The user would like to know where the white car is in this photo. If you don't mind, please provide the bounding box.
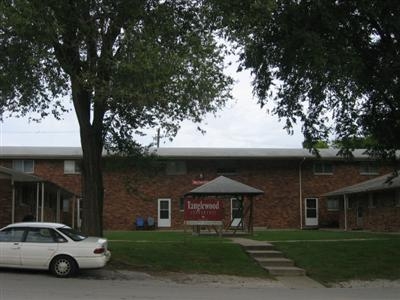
[0,222,111,277]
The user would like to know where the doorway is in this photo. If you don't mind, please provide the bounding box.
[158,198,171,227]
[305,198,319,226]
[231,198,243,228]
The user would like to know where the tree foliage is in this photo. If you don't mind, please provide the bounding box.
[214,0,400,159]
[0,0,232,235]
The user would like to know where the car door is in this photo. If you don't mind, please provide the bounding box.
[0,227,26,266]
[20,227,59,268]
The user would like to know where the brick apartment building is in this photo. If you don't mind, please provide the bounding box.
[0,146,399,231]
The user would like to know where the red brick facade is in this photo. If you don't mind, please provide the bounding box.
[1,150,398,231]
[0,178,12,227]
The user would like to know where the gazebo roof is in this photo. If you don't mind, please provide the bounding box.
[185,176,264,196]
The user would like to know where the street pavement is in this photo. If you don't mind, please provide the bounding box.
[1,269,400,300]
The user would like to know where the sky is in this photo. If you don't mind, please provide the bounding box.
[0,59,304,149]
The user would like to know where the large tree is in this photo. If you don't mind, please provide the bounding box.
[213,0,400,158]
[0,0,232,235]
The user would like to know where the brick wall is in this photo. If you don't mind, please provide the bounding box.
[0,157,396,231]
[0,178,12,227]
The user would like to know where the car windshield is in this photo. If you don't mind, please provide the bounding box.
[58,227,87,241]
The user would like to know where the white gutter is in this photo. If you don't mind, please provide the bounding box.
[11,179,15,223]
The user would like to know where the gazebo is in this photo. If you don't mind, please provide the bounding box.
[184,176,264,234]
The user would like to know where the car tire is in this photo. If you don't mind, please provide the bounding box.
[50,255,77,278]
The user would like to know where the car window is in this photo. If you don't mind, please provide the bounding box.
[52,229,68,243]
[0,228,25,242]
[25,228,56,243]
[58,227,87,241]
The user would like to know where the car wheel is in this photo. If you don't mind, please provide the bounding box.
[50,255,77,278]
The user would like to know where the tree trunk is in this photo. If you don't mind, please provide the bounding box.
[70,76,106,237]
[80,126,104,237]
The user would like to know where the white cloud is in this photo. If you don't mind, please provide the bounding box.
[0,60,304,148]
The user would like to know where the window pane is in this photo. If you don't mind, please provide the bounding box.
[160,201,169,210]
[0,228,25,242]
[23,160,34,173]
[12,160,24,172]
[314,162,333,174]
[327,199,339,210]
[307,209,317,218]
[64,160,76,173]
[25,228,55,243]
[160,211,169,219]
[166,161,187,175]
[307,199,316,208]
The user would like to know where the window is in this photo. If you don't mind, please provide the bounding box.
[179,198,185,211]
[327,199,340,211]
[64,160,81,174]
[216,160,238,175]
[25,228,56,243]
[12,160,34,173]
[359,162,379,175]
[396,190,400,207]
[368,194,377,208]
[0,228,25,242]
[166,161,187,175]
[63,199,70,212]
[313,161,333,175]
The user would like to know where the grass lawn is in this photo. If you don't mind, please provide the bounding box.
[251,230,400,241]
[104,231,270,278]
[104,230,400,285]
[274,239,400,285]
[249,230,400,285]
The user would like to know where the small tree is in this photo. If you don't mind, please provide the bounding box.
[0,1,232,235]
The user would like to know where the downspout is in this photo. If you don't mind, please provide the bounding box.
[299,157,306,229]
[41,182,45,222]
[36,182,40,222]
[11,179,15,223]
[56,189,61,223]
[344,194,348,231]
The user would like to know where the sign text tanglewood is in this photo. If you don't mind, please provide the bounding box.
[184,199,224,221]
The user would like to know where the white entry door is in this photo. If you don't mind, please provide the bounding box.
[305,198,318,227]
[158,199,171,227]
[231,198,243,227]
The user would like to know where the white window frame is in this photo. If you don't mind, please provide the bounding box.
[12,159,34,173]
[64,160,81,174]
[313,161,333,175]
[165,161,187,175]
[359,162,379,175]
[326,198,340,211]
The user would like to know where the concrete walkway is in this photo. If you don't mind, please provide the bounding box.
[231,237,325,289]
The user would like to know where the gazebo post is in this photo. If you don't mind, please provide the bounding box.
[248,196,254,235]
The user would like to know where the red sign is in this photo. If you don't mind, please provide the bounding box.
[184,199,224,221]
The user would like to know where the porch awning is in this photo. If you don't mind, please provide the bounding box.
[0,166,42,182]
[324,171,400,197]
[0,166,76,198]
[185,176,264,197]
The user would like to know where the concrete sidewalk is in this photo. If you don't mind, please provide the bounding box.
[231,237,325,289]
